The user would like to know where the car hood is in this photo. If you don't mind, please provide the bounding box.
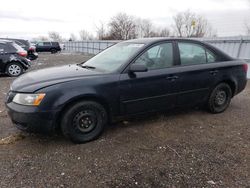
[11,64,103,92]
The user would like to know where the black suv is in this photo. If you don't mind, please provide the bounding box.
[6,38,247,143]
[35,42,61,53]
[0,38,38,60]
[0,40,30,77]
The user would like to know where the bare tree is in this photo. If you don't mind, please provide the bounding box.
[69,33,77,41]
[136,18,171,38]
[247,25,250,35]
[48,31,63,42]
[108,13,137,40]
[246,0,250,34]
[156,27,171,37]
[96,22,108,40]
[172,10,215,37]
[136,18,154,38]
[33,36,49,42]
[79,29,94,40]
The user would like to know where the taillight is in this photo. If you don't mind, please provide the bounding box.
[243,64,248,73]
[18,51,27,57]
[29,46,35,51]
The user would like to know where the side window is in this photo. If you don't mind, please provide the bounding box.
[206,50,216,63]
[37,42,44,46]
[178,43,206,65]
[0,44,5,52]
[52,42,59,46]
[134,43,174,70]
[44,42,51,46]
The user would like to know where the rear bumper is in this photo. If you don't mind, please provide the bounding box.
[235,76,248,95]
[6,102,58,134]
[27,51,38,60]
[19,57,31,69]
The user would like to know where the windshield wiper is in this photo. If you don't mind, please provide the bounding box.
[77,64,96,69]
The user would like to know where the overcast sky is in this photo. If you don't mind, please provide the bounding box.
[0,0,250,39]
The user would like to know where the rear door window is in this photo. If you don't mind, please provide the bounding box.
[52,42,59,46]
[178,43,206,65]
[0,44,5,52]
[178,42,217,65]
[44,42,51,46]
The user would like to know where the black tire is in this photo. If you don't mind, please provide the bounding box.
[6,62,24,77]
[61,101,108,143]
[27,54,37,61]
[51,49,57,54]
[207,83,232,113]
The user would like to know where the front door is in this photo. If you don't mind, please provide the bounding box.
[119,42,179,115]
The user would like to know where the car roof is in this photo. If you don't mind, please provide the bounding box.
[123,37,233,61]
[124,37,207,45]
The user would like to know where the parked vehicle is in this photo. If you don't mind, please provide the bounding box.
[6,38,247,143]
[0,38,38,60]
[35,42,61,53]
[0,40,30,77]
[60,43,65,50]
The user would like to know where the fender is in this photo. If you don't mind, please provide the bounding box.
[7,54,30,69]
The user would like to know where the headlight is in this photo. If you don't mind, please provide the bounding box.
[13,93,46,106]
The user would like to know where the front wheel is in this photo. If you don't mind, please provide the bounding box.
[61,101,108,143]
[207,83,232,113]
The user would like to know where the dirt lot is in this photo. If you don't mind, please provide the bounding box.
[0,53,249,188]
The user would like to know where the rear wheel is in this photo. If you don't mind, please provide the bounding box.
[61,101,107,143]
[207,83,232,113]
[6,62,23,77]
[51,49,57,54]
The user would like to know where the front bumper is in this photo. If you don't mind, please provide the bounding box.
[6,102,58,134]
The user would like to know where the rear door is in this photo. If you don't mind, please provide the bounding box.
[36,42,45,52]
[43,42,52,52]
[36,42,51,52]
[119,42,180,115]
[175,41,219,106]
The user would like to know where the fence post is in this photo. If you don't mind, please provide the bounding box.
[87,41,89,54]
[99,42,101,53]
[237,37,244,58]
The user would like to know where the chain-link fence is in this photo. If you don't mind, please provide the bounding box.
[63,36,250,59]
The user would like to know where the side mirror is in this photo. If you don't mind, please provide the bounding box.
[129,64,148,73]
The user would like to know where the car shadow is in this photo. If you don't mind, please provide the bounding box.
[0,74,9,78]
[107,107,202,130]
[15,106,206,145]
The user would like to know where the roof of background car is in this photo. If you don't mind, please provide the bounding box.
[0,39,13,44]
[0,38,28,42]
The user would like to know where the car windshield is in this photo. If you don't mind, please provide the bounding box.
[82,42,145,72]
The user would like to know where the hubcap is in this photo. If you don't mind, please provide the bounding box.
[215,90,227,106]
[73,110,97,133]
[8,65,21,76]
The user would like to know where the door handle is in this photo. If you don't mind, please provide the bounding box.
[166,75,179,81]
[209,70,218,75]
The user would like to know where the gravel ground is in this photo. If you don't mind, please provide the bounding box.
[0,53,249,188]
